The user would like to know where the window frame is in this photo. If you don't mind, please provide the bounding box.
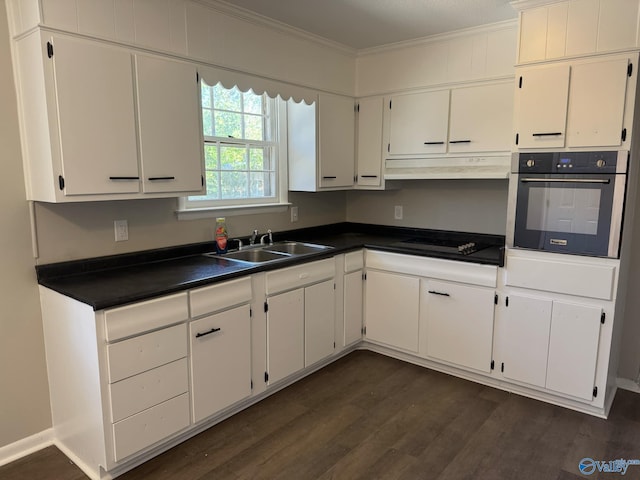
[178,82,289,218]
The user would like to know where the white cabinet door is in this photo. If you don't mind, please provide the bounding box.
[190,304,252,423]
[318,93,355,188]
[546,301,602,401]
[344,270,363,346]
[52,35,139,195]
[267,289,304,384]
[421,280,495,373]
[515,63,570,148]
[355,96,383,187]
[305,279,335,366]
[448,83,513,153]
[566,57,629,147]
[501,294,553,388]
[388,90,450,155]
[135,55,203,194]
[365,270,419,352]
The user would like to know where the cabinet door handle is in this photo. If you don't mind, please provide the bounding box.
[109,176,140,180]
[428,290,450,297]
[361,175,378,178]
[322,176,337,179]
[423,141,445,145]
[449,140,472,144]
[148,176,176,181]
[195,327,221,338]
[532,132,562,137]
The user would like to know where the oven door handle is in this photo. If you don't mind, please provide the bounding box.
[520,178,611,184]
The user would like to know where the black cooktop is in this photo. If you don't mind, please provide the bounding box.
[391,237,492,256]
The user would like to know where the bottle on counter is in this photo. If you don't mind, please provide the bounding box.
[214,217,228,254]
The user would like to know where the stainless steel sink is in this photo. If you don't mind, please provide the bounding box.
[263,241,332,255]
[202,241,332,264]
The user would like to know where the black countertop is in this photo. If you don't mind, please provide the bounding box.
[36,223,505,310]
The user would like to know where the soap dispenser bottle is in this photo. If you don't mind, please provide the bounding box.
[214,217,228,254]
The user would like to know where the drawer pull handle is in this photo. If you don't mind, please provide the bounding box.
[428,290,450,297]
[195,327,221,338]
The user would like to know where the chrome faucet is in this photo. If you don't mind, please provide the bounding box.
[249,229,259,245]
[260,229,273,245]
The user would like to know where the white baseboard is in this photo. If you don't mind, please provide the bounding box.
[617,377,640,394]
[0,428,54,467]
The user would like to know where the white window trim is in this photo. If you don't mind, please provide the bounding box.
[178,92,289,219]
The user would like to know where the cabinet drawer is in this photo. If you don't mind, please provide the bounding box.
[366,250,497,287]
[344,250,364,273]
[189,277,252,318]
[107,323,187,383]
[506,255,616,300]
[105,292,188,342]
[266,259,334,295]
[110,358,188,423]
[112,392,190,462]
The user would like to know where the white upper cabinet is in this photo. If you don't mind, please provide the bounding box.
[388,90,450,155]
[135,55,203,193]
[566,58,629,147]
[514,63,570,149]
[287,94,355,192]
[355,96,384,188]
[52,35,140,196]
[13,32,205,202]
[515,0,640,64]
[448,83,514,153]
[318,93,355,188]
[514,54,634,149]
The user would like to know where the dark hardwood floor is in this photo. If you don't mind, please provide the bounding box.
[3,350,640,479]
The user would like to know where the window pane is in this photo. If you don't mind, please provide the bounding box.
[249,148,265,171]
[244,91,262,114]
[215,111,242,138]
[201,83,212,108]
[204,144,218,169]
[202,109,213,137]
[205,172,219,199]
[221,171,248,198]
[244,114,264,141]
[214,84,241,112]
[249,171,276,198]
[220,145,246,170]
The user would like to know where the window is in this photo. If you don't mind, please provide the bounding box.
[181,81,287,212]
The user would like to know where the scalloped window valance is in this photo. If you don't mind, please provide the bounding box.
[198,65,317,104]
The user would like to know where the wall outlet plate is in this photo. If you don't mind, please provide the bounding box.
[114,220,128,241]
[394,205,403,220]
[291,206,299,222]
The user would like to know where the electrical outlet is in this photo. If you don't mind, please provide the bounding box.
[394,205,403,220]
[114,220,128,242]
[291,206,299,223]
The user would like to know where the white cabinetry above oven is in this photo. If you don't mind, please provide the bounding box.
[513,53,637,150]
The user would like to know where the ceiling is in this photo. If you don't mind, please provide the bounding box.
[219,0,518,50]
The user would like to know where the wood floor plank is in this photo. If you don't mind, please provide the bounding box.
[3,352,640,480]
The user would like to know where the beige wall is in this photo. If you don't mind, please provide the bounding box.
[33,192,346,264]
[0,0,51,449]
[346,180,509,235]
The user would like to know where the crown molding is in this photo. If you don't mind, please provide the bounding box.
[356,19,518,57]
[509,0,562,11]
[192,0,358,56]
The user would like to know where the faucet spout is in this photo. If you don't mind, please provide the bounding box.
[260,229,273,245]
[250,229,259,245]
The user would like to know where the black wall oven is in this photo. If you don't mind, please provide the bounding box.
[512,151,628,258]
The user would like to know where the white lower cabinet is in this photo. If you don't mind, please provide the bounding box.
[500,293,603,401]
[189,304,252,423]
[364,270,420,352]
[265,259,336,385]
[420,279,496,373]
[343,250,364,346]
[267,288,305,384]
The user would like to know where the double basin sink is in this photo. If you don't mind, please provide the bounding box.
[204,241,333,265]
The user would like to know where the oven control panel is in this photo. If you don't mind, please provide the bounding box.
[517,151,622,174]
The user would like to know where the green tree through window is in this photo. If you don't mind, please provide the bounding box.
[190,82,279,205]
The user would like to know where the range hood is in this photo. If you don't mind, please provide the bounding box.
[384,155,510,180]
